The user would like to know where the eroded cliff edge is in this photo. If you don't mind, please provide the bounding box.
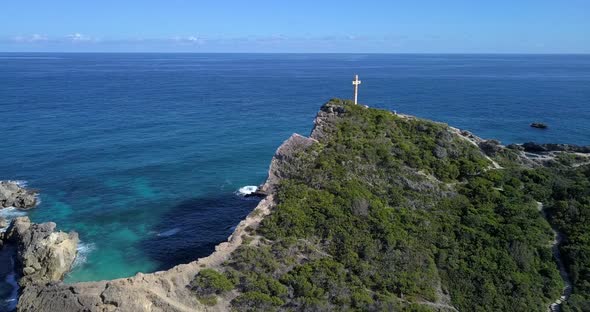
[16,99,590,312]
[16,133,318,312]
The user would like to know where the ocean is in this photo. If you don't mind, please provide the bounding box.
[0,53,589,310]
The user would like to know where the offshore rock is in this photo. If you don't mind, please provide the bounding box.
[1,217,78,286]
[0,181,37,209]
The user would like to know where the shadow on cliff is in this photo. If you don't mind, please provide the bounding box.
[138,193,260,271]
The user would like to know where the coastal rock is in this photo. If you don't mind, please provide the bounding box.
[0,181,37,209]
[0,217,7,229]
[521,142,590,154]
[2,217,78,286]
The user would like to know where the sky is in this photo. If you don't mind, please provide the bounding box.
[1,0,589,53]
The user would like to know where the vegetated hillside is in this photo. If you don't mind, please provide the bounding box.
[192,99,589,311]
[525,162,590,312]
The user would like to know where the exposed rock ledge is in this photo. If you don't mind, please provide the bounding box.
[0,181,37,210]
[16,133,318,312]
[1,217,79,286]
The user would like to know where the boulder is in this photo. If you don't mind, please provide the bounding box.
[2,217,78,286]
[433,145,448,159]
[0,181,37,209]
[0,217,7,228]
[479,140,502,156]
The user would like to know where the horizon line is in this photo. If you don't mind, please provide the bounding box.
[1,51,589,55]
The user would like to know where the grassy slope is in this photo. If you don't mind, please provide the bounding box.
[192,99,589,311]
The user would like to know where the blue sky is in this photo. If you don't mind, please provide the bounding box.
[1,0,588,53]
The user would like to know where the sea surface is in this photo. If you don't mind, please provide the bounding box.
[0,53,589,310]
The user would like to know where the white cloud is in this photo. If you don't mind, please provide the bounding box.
[66,33,95,42]
[172,36,206,45]
[13,34,49,43]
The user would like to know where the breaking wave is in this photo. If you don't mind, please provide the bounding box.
[236,185,258,196]
[72,242,96,269]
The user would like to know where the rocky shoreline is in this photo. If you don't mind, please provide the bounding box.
[0,181,79,312]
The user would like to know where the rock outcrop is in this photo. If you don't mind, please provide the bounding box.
[262,134,318,192]
[1,217,78,286]
[478,139,502,157]
[310,99,347,141]
[521,142,590,154]
[0,181,37,209]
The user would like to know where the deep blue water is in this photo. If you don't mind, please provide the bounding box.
[0,53,589,309]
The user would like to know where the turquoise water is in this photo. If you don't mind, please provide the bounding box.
[0,54,589,303]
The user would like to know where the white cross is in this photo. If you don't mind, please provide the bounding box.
[352,74,361,104]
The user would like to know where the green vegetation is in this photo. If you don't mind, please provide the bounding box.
[513,165,590,311]
[192,99,589,311]
[191,268,235,305]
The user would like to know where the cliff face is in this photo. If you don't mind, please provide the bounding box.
[15,100,590,312]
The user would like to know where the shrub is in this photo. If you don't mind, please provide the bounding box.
[192,269,234,296]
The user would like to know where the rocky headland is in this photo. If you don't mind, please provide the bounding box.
[10,100,590,311]
[0,217,79,286]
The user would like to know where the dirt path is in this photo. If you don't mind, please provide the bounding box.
[537,202,573,312]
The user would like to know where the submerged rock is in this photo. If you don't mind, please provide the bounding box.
[1,217,78,286]
[0,181,37,209]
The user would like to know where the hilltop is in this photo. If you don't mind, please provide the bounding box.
[15,99,590,311]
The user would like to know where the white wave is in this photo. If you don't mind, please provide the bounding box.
[4,180,28,187]
[236,185,258,196]
[72,242,96,268]
[0,207,27,222]
[157,228,181,237]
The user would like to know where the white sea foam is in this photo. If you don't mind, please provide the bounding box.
[157,228,181,237]
[236,185,258,196]
[0,207,28,233]
[72,242,96,268]
[5,180,28,187]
